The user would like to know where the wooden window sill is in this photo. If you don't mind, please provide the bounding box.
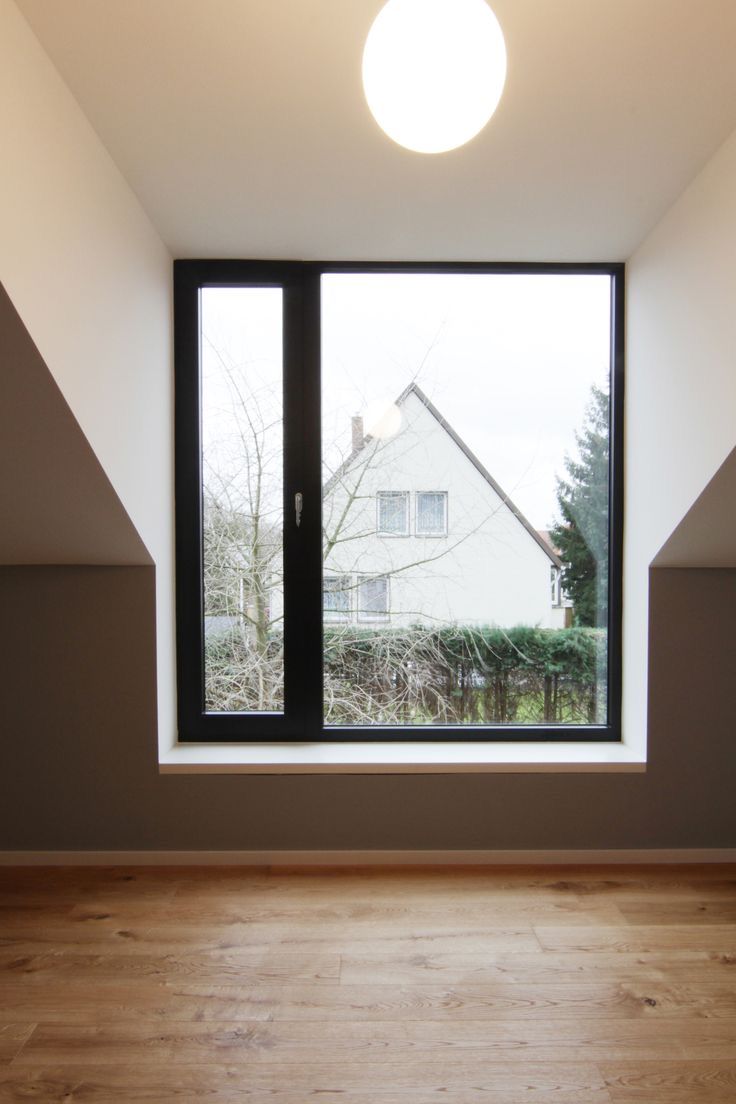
[159,740,645,774]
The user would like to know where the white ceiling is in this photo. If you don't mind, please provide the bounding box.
[16,0,736,261]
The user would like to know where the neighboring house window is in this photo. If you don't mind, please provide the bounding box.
[357,575,389,622]
[377,491,409,535]
[551,565,561,607]
[324,575,351,621]
[174,260,624,743]
[416,491,447,536]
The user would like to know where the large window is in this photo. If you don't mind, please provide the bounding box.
[175,262,624,742]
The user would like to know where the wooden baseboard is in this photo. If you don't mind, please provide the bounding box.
[0,848,735,866]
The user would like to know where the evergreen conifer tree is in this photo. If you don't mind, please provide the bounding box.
[551,385,609,627]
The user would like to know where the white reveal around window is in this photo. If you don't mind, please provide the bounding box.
[416,491,448,535]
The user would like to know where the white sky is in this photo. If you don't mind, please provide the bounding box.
[202,273,611,529]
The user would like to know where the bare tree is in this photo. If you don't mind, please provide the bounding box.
[201,341,284,712]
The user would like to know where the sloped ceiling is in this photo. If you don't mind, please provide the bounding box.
[653,446,736,569]
[0,282,151,565]
[15,0,736,261]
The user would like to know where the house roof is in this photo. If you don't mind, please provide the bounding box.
[325,382,562,568]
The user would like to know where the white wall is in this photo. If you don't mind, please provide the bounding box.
[625,124,736,748]
[0,0,175,745]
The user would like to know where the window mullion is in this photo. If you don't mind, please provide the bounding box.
[282,266,324,734]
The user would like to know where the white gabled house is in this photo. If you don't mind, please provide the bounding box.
[323,384,567,630]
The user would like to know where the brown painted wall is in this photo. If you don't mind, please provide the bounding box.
[0,565,733,850]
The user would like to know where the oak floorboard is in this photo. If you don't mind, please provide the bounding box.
[0,982,278,1025]
[0,950,340,984]
[0,865,734,1101]
[229,980,736,1021]
[534,924,736,954]
[8,947,688,984]
[14,1017,729,1064]
[146,896,629,925]
[337,950,720,986]
[616,900,736,925]
[0,868,180,903]
[0,1067,613,1104]
[601,1059,736,1101]
[0,1059,611,1096]
[1,925,542,957]
[3,980,730,1024]
[0,1027,35,1065]
[3,978,733,1026]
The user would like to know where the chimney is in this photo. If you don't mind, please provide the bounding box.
[351,415,364,452]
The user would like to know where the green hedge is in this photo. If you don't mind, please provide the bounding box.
[204,622,606,724]
[324,625,606,725]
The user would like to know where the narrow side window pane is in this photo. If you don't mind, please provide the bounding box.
[201,287,284,714]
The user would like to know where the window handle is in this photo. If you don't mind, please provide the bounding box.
[295,491,303,528]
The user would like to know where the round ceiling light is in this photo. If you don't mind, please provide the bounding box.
[362,0,507,154]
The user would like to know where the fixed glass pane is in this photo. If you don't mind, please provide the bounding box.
[200,287,284,713]
[322,272,611,728]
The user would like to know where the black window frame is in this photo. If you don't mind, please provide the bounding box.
[174,260,624,744]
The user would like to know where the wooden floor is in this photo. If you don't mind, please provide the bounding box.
[0,866,735,1102]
